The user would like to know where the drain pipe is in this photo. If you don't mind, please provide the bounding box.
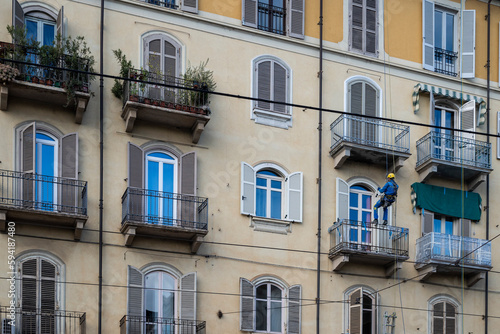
[316,0,324,333]
[485,2,491,333]
[98,0,105,333]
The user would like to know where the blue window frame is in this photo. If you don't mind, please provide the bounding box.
[35,132,57,210]
[256,170,283,219]
[146,152,176,224]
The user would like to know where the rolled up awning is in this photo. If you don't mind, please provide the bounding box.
[412,83,486,125]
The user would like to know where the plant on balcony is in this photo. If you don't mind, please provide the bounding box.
[181,59,216,112]
[111,49,132,99]
[0,63,19,85]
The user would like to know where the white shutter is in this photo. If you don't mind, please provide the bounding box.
[56,7,64,39]
[459,100,476,139]
[336,177,349,222]
[240,278,255,331]
[180,272,197,321]
[461,10,476,78]
[242,0,258,28]
[286,172,303,222]
[423,0,435,71]
[429,90,435,125]
[288,285,301,334]
[289,0,305,39]
[181,0,198,13]
[349,287,363,334]
[241,162,256,216]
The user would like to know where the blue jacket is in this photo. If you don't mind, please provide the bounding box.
[379,179,398,196]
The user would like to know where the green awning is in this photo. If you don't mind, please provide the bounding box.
[411,182,482,221]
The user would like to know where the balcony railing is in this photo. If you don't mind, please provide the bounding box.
[434,47,458,77]
[416,132,491,169]
[123,68,211,116]
[330,114,410,153]
[119,315,206,334]
[122,187,208,230]
[0,169,87,216]
[416,232,492,268]
[257,2,286,35]
[143,0,177,9]
[329,220,409,258]
[0,306,86,334]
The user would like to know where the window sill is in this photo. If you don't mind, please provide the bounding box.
[250,216,292,234]
[252,108,292,129]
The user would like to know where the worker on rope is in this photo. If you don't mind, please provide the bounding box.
[372,173,398,225]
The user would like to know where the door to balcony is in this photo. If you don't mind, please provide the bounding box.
[433,107,455,161]
[33,133,58,211]
[146,152,177,225]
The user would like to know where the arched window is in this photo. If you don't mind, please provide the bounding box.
[255,282,283,332]
[428,295,460,334]
[344,285,377,334]
[13,1,64,45]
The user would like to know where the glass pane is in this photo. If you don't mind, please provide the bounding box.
[256,188,267,217]
[351,185,369,191]
[256,177,267,187]
[362,194,371,209]
[271,285,281,301]
[434,109,442,128]
[145,273,160,321]
[162,163,174,221]
[26,20,38,41]
[434,217,442,233]
[149,152,174,160]
[40,144,55,177]
[147,161,160,191]
[147,161,160,220]
[445,13,454,51]
[445,219,453,235]
[43,23,55,46]
[36,133,55,142]
[257,170,279,177]
[270,301,282,332]
[270,190,281,219]
[350,192,358,207]
[255,300,267,330]
[162,274,175,319]
[271,180,281,189]
[362,211,371,223]
[349,209,358,222]
[256,284,267,299]
[435,11,443,49]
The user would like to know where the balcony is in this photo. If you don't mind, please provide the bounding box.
[121,187,208,252]
[0,169,88,239]
[0,42,92,124]
[257,2,286,35]
[121,68,211,144]
[416,132,492,190]
[328,220,409,276]
[329,115,410,170]
[434,47,458,77]
[120,315,206,334]
[0,306,86,334]
[415,232,492,287]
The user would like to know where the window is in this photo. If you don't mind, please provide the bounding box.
[421,210,471,238]
[242,0,304,39]
[252,56,292,129]
[422,1,475,78]
[349,0,378,56]
[13,1,64,42]
[346,77,380,144]
[429,296,460,334]
[240,277,301,333]
[127,265,197,332]
[344,286,377,334]
[143,0,198,13]
[241,162,303,222]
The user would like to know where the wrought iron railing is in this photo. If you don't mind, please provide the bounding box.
[416,132,491,169]
[328,220,409,258]
[330,114,410,153]
[123,68,211,115]
[143,0,177,9]
[257,2,286,35]
[121,187,208,230]
[119,315,206,334]
[415,232,492,267]
[0,306,86,334]
[434,47,458,77]
[0,169,87,216]
[0,42,91,92]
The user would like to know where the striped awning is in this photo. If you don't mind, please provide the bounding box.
[412,83,486,125]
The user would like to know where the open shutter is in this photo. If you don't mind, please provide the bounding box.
[349,287,363,334]
[12,0,24,32]
[242,0,258,28]
[241,162,256,216]
[461,10,476,78]
[181,152,197,225]
[181,0,198,14]
[497,111,500,159]
[257,60,271,110]
[273,62,287,114]
[127,266,144,316]
[21,259,37,333]
[180,272,197,332]
[289,0,305,39]
[336,177,349,222]
[56,7,64,38]
[60,133,78,213]
[461,219,471,238]
[422,209,434,235]
[286,172,303,222]
[429,90,435,125]
[240,278,255,331]
[422,0,435,71]
[21,123,36,208]
[288,285,301,334]
[128,143,144,221]
[459,100,476,140]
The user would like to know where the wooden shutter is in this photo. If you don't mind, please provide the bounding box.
[257,60,271,110]
[286,172,303,222]
[349,287,363,334]
[242,0,258,28]
[180,272,197,323]
[336,177,349,222]
[350,0,363,52]
[433,302,445,334]
[459,100,476,140]
[288,285,301,334]
[181,0,198,14]
[422,209,434,235]
[180,152,197,196]
[240,278,255,331]
[241,162,256,216]
[128,143,144,221]
[21,123,36,208]
[364,84,377,117]
[40,260,56,331]
[56,7,64,39]
[349,82,363,115]
[273,62,287,114]
[445,302,456,333]
[60,133,78,213]
[365,0,377,55]
[127,266,144,316]
[461,219,471,238]
[289,0,305,39]
[21,259,37,333]
[12,0,24,32]
[422,0,435,71]
[461,10,476,78]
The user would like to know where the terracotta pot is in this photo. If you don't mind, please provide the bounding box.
[32,76,39,84]
[130,95,140,102]
[144,98,151,104]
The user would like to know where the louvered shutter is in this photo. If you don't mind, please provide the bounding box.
[461,10,476,78]
[40,260,56,331]
[163,39,178,103]
[459,100,476,163]
[181,0,198,14]
[242,0,258,28]
[364,83,377,142]
[349,288,363,334]
[422,0,435,71]
[56,7,64,38]
[273,62,287,114]
[21,123,36,208]
[288,285,301,334]
[180,152,197,225]
[128,143,144,221]
[241,162,256,215]
[289,0,305,39]
[461,219,471,238]
[350,82,363,115]
[429,90,435,125]
[350,0,363,52]
[60,133,78,213]
[286,172,303,222]
[21,259,37,333]
[240,278,255,331]
[127,266,143,316]
[445,302,456,333]
[497,111,500,159]
[365,0,377,55]
[336,178,349,222]
[257,61,271,110]
[422,210,434,235]
[180,272,197,334]
[12,0,24,32]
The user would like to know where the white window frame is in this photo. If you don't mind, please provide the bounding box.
[143,268,180,321]
[343,285,378,334]
[348,0,378,56]
[256,169,284,219]
[344,76,382,117]
[428,295,461,334]
[254,282,284,333]
[252,276,289,334]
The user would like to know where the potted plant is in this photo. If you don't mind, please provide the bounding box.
[182,59,216,109]
[0,63,20,85]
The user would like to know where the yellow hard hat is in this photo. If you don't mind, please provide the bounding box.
[387,173,395,179]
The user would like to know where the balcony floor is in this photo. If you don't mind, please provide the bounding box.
[415,259,491,287]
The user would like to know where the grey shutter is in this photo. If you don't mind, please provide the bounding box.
[40,260,56,331]
[12,0,24,32]
[336,177,349,222]
[257,61,271,110]
[365,0,377,55]
[241,162,256,216]
[128,143,144,221]
[289,0,305,39]
[461,10,476,78]
[127,266,144,316]
[349,287,363,334]
[181,0,198,14]
[422,210,434,235]
[429,90,435,125]
[350,0,363,52]
[242,0,258,28]
[422,0,435,71]
[497,111,500,159]
[181,152,197,225]
[240,278,255,331]
[145,36,161,100]
[433,302,444,334]
[364,83,377,142]
[286,172,303,222]
[350,82,363,115]
[21,259,37,333]
[445,303,456,333]
[180,272,197,326]
[461,219,471,238]
[21,123,36,208]
[288,285,301,334]
[56,6,64,38]
[273,62,287,113]
[60,133,78,213]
